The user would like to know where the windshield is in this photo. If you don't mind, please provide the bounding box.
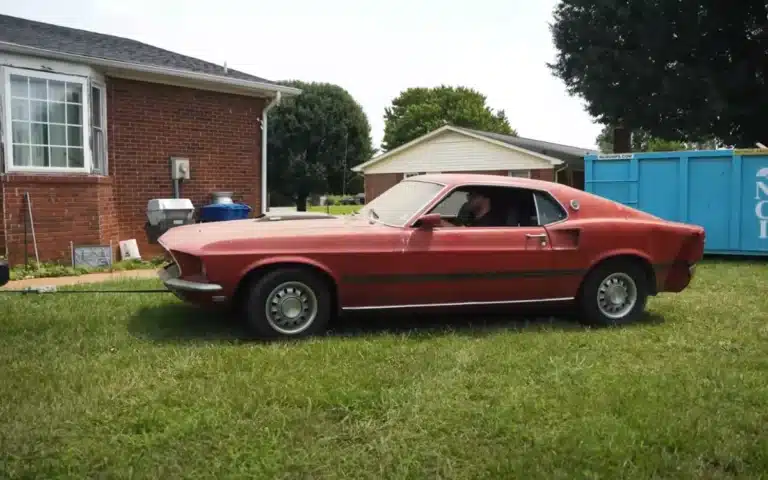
[358,180,445,227]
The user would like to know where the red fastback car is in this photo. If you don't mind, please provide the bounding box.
[158,174,705,339]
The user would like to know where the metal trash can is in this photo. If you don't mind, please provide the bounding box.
[199,202,252,222]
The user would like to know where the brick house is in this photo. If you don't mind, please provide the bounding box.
[0,14,300,265]
[353,125,597,201]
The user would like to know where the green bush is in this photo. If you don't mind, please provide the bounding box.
[9,256,165,281]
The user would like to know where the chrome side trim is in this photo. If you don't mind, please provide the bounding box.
[164,278,223,292]
[341,296,574,311]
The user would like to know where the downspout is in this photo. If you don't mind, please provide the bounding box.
[261,92,282,214]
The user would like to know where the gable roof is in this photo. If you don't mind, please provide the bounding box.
[0,14,300,97]
[454,127,598,158]
[352,125,566,173]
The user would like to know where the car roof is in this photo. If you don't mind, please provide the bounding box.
[408,173,569,192]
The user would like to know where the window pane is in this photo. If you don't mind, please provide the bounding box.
[50,125,66,146]
[11,99,29,120]
[49,102,66,123]
[91,86,102,126]
[30,101,48,122]
[12,121,30,144]
[66,83,82,104]
[13,145,30,166]
[432,190,469,216]
[30,146,48,167]
[50,147,68,167]
[534,192,567,225]
[67,104,81,124]
[49,80,66,102]
[31,123,49,145]
[93,129,104,172]
[68,147,84,168]
[29,78,47,100]
[67,126,82,147]
[10,75,28,98]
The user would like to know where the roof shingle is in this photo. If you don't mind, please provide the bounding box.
[0,14,279,86]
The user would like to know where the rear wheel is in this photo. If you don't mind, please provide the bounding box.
[244,268,331,339]
[578,260,649,326]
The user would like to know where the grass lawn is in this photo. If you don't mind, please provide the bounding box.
[308,204,361,215]
[2,260,768,478]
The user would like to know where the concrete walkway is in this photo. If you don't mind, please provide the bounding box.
[2,268,160,290]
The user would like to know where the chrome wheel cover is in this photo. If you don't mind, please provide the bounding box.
[597,272,638,319]
[264,281,318,335]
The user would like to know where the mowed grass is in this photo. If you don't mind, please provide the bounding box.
[1,260,768,478]
[308,204,361,215]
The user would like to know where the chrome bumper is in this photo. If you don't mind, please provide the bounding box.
[158,263,223,292]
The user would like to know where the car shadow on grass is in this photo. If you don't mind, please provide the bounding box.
[128,303,666,344]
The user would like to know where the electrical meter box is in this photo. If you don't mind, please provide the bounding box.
[145,198,195,243]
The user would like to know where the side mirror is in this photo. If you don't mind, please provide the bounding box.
[414,213,442,229]
[0,259,9,287]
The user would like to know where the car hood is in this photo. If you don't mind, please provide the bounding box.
[157,215,386,252]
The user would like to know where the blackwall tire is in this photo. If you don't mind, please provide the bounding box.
[244,268,331,339]
[578,260,649,327]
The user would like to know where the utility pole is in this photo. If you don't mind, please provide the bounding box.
[342,131,349,196]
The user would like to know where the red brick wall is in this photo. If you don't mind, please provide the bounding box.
[0,182,5,257]
[363,168,555,202]
[364,173,403,202]
[0,175,107,263]
[0,78,266,265]
[108,78,266,257]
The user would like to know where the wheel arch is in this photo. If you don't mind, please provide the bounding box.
[232,257,340,314]
[579,250,657,298]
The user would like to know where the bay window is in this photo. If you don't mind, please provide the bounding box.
[3,67,107,175]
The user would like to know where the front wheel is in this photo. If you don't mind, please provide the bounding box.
[244,268,332,339]
[578,261,649,326]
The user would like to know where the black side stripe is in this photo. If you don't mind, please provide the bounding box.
[342,263,677,285]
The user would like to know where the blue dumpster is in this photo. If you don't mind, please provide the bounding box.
[199,202,252,222]
[584,148,768,256]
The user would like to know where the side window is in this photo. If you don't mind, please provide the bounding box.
[533,191,567,225]
[431,189,468,216]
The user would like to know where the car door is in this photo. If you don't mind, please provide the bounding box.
[395,186,559,306]
[398,225,555,306]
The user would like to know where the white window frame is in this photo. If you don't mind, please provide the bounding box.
[89,81,108,175]
[507,169,531,178]
[404,172,426,178]
[2,66,104,175]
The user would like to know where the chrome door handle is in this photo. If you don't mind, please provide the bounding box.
[526,234,547,238]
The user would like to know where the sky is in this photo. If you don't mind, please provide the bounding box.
[4,0,602,150]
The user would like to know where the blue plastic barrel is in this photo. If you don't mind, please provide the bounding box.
[199,203,252,222]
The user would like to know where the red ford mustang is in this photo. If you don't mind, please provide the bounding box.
[158,173,705,339]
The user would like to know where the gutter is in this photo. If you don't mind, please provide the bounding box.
[0,41,302,97]
[261,92,282,214]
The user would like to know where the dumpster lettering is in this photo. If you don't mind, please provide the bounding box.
[756,168,768,239]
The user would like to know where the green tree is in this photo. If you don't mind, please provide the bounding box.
[596,125,720,153]
[268,81,373,210]
[549,0,768,147]
[381,85,516,152]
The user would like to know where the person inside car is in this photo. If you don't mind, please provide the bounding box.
[440,189,506,227]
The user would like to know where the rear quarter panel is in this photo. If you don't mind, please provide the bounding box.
[545,217,697,297]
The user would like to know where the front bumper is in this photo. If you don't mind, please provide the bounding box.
[159,263,223,293]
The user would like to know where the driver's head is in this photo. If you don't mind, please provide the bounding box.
[466,189,491,214]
